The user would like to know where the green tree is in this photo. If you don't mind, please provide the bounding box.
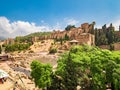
[31,60,53,89]
[56,53,78,90]
[107,30,115,44]
[90,21,96,34]
[105,23,115,44]
[102,24,107,34]
[65,25,76,31]
[98,34,108,45]
[57,45,120,90]
[64,34,69,40]
[49,48,57,54]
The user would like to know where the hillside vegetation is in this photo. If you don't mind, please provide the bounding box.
[4,43,32,52]
[15,32,51,43]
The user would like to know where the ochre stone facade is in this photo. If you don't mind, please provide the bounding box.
[75,33,94,46]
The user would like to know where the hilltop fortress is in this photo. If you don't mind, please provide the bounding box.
[31,22,95,46]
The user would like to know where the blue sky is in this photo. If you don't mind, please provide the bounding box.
[0,0,120,38]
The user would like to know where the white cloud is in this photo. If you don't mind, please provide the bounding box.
[0,17,12,33]
[64,18,79,25]
[95,20,120,30]
[52,22,62,30]
[0,16,61,38]
[104,18,120,30]
[112,20,120,30]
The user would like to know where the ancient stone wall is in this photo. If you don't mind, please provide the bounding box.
[4,38,15,45]
[31,36,40,42]
[81,23,89,33]
[76,33,94,46]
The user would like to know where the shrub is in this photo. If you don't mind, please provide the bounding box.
[49,48,57,54]
[29,50,34,53]
[41,40,45,43]
[5,43,31,52]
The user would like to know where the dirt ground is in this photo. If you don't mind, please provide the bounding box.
[0,51,58,90]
